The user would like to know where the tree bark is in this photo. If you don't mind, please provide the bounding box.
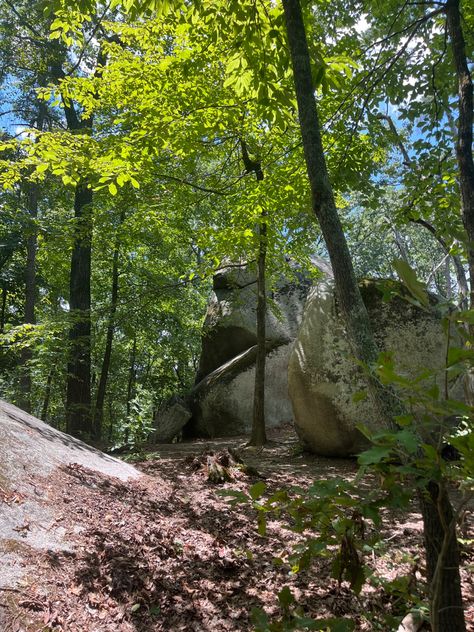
[249,213,267,446]
[19,103,46,412]
[18,181,40,412]
[125,336,137,444]
[93,223,121,439]
[446,0,474,310]
[281,1,466,629]
[41,367,54,423]
[419,481,465,632]
[411,218,469,307]
[281,0,381,373]
[0,282,7,333]
[66,182,93,438]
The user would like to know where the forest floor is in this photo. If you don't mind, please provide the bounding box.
[1,424,473,632]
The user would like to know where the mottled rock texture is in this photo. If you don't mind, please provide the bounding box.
[289,279,456,456]
[152,399,192,443]
[188,259,328,437]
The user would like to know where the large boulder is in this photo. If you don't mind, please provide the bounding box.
[288,279,457,457]
[0,399,140,593]
[151,398,192,443]
[195,257,331,382]
[188,258,330,437]
[188,341,293,437]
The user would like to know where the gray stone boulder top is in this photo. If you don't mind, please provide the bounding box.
[196,255,332,382]
[0,399,140,482]
[0,400,140,589]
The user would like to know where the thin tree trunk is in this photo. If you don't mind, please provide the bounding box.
[41,367,54,423]
[446,0,474,311]
[240,139,267,446]
[281,1,466,629]
[0,282,7,333]
[411,218,469,307]
[125,337,137,444]
[66,182,93,438]
[19,182,40,412]
[250,213,267,446]
[282,0,381,373]
[18,101,47,412]
[93,227,121,439]
[419,481,465,632]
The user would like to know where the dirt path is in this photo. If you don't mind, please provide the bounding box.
[1,425,472,631]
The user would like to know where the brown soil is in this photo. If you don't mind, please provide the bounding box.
[1,427,472,632]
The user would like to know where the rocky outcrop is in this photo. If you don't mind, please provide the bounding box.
[187,258,329,437]
[288,279,457,457]
[189,341,293,437]
[195,259,324,382]
[0,399,140,591]
[152,399,192,443]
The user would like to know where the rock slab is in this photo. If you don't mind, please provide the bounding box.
[0,399,140,589]
[289,280,457,456]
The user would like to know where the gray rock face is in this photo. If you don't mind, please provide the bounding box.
[189,341,293,437]
[152,400,192,443]
[196,259,329,382]
[188,258,328,437]
[288,279,456,457]
[0,399,140,591]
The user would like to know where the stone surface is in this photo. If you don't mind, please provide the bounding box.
[188,341,293,437]
[188,257,331,437]
[195,257,330,382]
[289,279,457,457]
[0,399,140,588]
[152,400,192,443]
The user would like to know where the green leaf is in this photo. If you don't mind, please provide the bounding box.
[352,390,367,403]
[108,182,118,196]
[358,445,393,465]
[249,481,266,500]
[277,585,295,609]
[393,259,429,307]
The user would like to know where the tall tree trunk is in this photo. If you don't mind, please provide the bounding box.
[419,481,465,632]
[125,337,137,444]
[281,1,466,629]
[412,218,469,307]
[19,103,46,412]
[240,139,267,446]
[93,226,121,439]
[57,46,104,439]
[0,282,7,333]
[18,182,40,412]
[41,367,54,423]
[249,213,267,446]
[446,0,474,310]
[66,183,93,438]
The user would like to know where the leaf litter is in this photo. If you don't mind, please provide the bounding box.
[1,427,472,631]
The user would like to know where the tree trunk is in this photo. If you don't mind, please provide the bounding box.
[0,282,7,333]
[281,0,381,374]
[446,0,474,310]
[19,102,47,412]
[125,337,137,444]
[66,183,93,438]
[41,367,54,423]
[411,218,469,307]
[18,182,40,412]
[419,481,465,632]
[281,1,466,629]
[93,229,121,439]
[249,213,267,446]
